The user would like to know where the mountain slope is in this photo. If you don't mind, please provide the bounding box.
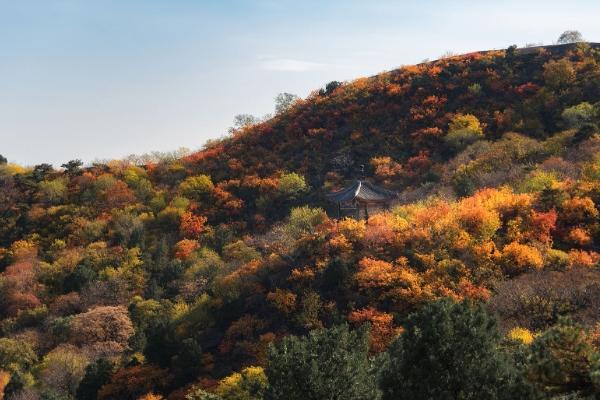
[1,42,600,399]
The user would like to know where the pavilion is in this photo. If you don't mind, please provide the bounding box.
[326,180,398,220]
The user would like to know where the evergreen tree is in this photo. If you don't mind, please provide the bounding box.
[380,299,537,400]
[75,358,113,400]
[265,324,380,400]
[527,318,599,397]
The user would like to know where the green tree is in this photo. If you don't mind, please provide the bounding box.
[0,338,37,396]
[179,175,214,202]
[527,318,598,397]
[445,114,484,151]
[265,324,380,400]
[277,173,308,199]
[75,358,114,400]
[284,206,328,240]
[61,159,83,176]
[0,338,37,375]
[38,178,68,205]
[562,103,597,129]
[380,299,536,400]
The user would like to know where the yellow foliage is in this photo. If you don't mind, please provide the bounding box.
[455,199,501,240]
[449,113,483,135]
[500,241,543,276]
[137,393,164,400]
[508,327,534,345]
[10,239,37,261]
[215,366,268,400]
[337,217,366,242]
[328,234,353,253]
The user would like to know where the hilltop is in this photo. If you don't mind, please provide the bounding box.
[1,41,600,399]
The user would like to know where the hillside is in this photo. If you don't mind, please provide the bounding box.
[2,42,600,399]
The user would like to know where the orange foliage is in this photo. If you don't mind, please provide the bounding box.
[288,267,316,283]
[370,156,402,180]
[267,289,297,314]
[0,370,9,400]
[180,212,207,239]
[355,258,397,289]
[455,200,500,240]
[566,227,592,246]
[456,278,491,301]
[561,196,598,223]
[568,250,600,269]
[355,257,427,308]
[364,214,402,250]
[348,307,398,353]
[138,393,164,400]
[327,234,352,253]
[174,239,199,260]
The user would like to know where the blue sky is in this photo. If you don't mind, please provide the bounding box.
[2,0,600,166]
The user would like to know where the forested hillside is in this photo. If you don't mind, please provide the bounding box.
[2,42,600,399]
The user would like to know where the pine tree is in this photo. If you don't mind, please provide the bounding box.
[265,324,380,400]
[380,299,537,400]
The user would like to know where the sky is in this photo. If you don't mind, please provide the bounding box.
[2,0,600,166]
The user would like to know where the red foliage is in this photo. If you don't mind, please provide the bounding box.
[98,365,171,400]
[180,212,207,239]
[4,291,42,317]
[528,209,557,245]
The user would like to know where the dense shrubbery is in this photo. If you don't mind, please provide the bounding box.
[2,42,600,398]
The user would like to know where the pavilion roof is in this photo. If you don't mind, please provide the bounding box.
[326,180,398,203]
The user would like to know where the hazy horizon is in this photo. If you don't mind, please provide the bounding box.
[3,0,600,166]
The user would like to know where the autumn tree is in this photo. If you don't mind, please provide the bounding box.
[214,366,268,400]
[265,324,380,400]
[543,59,575,91]
[380,299,536,400]
[97,365,171,400]
[70,306,135,354]
[348,307,398,353]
